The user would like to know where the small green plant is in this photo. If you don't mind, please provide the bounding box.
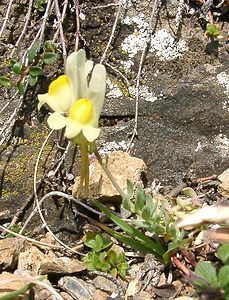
[34,0,45,12]
[193,244,229,299]
[94,181,188,263]
[0,40,59,94]
[206,23,220,38]
[5,223,30,238]
[82,232,129,277]
[83,232,113,252]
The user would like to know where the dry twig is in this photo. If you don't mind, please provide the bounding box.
[74,0,80,51]
[100,0,123,64]
[54,0,67,64]
[127,0,162,152]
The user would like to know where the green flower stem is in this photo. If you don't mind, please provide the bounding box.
[78,139,89,197]
[94,147,125,198]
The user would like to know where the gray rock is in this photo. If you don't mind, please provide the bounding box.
[92,276,118,294]
[58,276,96,300]
[100,62,229,186]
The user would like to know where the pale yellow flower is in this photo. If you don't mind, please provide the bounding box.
[38,49,106,143]
[38,49,106,197]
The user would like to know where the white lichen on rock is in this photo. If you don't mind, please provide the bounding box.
[99,140,133,155]
[107,77,159,103]
[214,133,229,157]
[121,13,149,71]
[150,29,187,60]
[121,13,187,72]
[129,85,158,102]
[217,71,229,110]
[106,78,123,98]
[217,72,229,95]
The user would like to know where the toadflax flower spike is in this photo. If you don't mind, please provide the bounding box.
[38,49,106,197]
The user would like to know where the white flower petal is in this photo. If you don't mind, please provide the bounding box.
[82,60,93,94]
[87,64,106,121]
[83,125,101,142]
[47,112,67,130]
[66,50,86,100]
[38,93,48,110]
[65,119,82,139]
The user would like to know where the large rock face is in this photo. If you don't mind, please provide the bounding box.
[100,62,229,185]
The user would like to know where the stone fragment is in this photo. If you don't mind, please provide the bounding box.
[218,168,229,182]
[174,297,194,300]
[126,278,142,297]
[35,284,57,300]
[60,292,75,300]
[131,290,154,300]
[39,255,86,275]
[0,272,31,299]
[39,232,59,246]
[18,246,86,275]
[218,169,229,198]
[91,290,109,300]
[58,276,96,300]
[92,276,119,294]
[0,237,28,271]
[71,151,147,201]
[18,246,46,274]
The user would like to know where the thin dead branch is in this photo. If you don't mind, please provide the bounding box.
[127,0,162,152]
[100,0,123,64]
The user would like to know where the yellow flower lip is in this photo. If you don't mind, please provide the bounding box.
[48,75,70,96]
[69,98,94,125]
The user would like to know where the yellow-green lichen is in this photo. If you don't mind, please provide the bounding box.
[1,127,53,202]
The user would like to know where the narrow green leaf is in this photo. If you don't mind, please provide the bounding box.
[12,61,23,75]
[43,52,58,64]
[127,179,134,196]
[163,237,190,263]
[141,205,151,222]
[195,261,219,288]
[218,265,229,287]
[28,75,38,87]
[29,66,42,77]
[135,185,145,213]
[0,76,11,88]
[28,41,41,62]
[218,244,229,265]
[94,200,165,259]
[17,80,24,95]
[103,224,159,255]
[145,194,157,215]
[122,194,135,212]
